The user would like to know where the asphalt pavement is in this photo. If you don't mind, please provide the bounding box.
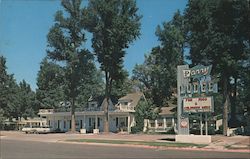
[0,131,249,159]
[1,139,250,159]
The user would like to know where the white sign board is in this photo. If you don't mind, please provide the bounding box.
[183,97,214,113]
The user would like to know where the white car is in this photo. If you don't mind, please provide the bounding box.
[22,126,52,134]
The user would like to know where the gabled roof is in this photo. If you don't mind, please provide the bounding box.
[88,95,118,110]
[118,92,145,107]
[159,106,176,116]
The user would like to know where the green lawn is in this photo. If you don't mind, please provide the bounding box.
[66,139,207,148]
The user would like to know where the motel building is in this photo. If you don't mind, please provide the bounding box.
[38,92,176,134]
[38,92,144,133]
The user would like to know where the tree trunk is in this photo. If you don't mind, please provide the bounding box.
[103,97,109,133]
[229,76,237,128]
[71,98,76,132]
[103,71,110,133]
[223,77,230,136]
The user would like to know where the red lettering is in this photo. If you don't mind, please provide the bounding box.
[198,98,207,101]
[185,98,192,102]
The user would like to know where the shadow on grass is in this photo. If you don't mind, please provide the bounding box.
[160,138,175,142]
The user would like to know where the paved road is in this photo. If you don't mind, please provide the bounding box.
[1,139,249,159]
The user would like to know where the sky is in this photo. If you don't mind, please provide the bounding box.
[0,0,188,91]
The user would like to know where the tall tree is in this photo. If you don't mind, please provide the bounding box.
[46,0,95,132]
[184,0,250,135]
[0,56,36,121]
[0,56,9,114]
[0,56,19,120]
[84,0,141,132]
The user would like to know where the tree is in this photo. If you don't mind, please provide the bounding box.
[76,68,105,108]
[0,56,19,120]
[36,58,65,109]
[111,69,134,98]
[184,0,250,135]
[0,56,9,115]
[0,56,36,122]
[84,0,141,132]
[133,100,158,132]
[17,80,37,119]
[46,0,95,132]
[133,11,184,106]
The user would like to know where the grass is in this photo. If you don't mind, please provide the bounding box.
[66,139,207,148]
[225,145,250,150]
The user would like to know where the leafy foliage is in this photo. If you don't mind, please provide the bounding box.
[36,58,65,109]
[133,11,184,106]
[46,0,96,132]
[0,56,37,121]
[84,0,141,132]
[133,100,158,132]
[184,0,250,134]
[17,80,37,119]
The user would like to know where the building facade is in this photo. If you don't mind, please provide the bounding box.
[38,92,145,133]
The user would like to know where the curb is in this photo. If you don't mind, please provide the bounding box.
[58,140,250,153]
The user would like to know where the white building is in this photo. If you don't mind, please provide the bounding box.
[38,92,146,133]
[144,106,176,133]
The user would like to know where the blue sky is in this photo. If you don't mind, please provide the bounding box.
[0,0,187,90]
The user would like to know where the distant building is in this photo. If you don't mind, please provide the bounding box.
[144,105,176,133]
[1,117,46,130]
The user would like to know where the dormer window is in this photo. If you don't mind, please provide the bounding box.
[88,102,98,110]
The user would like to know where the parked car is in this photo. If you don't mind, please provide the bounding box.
[22,125,52,134]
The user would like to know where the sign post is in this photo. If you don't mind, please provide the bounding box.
[177,65,190,135]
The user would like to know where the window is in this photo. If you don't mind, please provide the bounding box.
[80,120,82,129]
[57,120,60,129]
[64,121,66,129]
[116,117,118,127]
[89,118,91,127]
[150,123,155,127]
[48,120,50,126]
[167,122,172,127]
[125,117,128,126]
[98,118,100,127]
[158,123,163,127]
[69,120,71,129]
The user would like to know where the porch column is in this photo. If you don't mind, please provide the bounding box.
[95,115,98,129]
[163,118,167,129]
[83,115,86,128]
[127,115,131,133]
[172,118,175,127]
[155,120,158,129]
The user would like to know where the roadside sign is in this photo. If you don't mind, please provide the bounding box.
[183,65,212,79]
[183,97,214,113]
